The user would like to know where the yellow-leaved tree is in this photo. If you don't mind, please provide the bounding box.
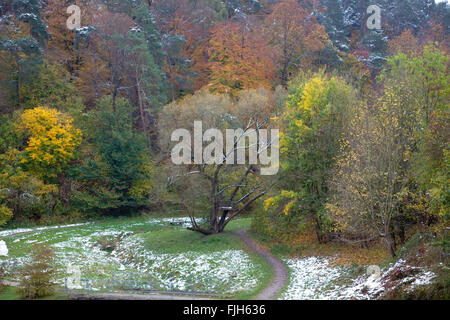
[264,73,356,243]
[19,107,82,180]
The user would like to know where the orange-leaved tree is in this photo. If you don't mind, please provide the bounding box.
[266,0,328,86]
[388,29,419,55]
[207,19,276,95]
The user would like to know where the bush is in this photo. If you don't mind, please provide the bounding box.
[0,204,13,227]
[0,264,5,293]
[251,202,308,242]
[19,243,56,299]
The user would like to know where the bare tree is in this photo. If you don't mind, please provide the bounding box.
[159,89,279,234]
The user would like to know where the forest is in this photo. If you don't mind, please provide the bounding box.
[0,0,448,301]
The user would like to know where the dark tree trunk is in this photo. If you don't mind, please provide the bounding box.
[399,226,406,246]
[385,235,397,258]
[16,55,21,110]
[314,218,324,243]
[281,31,288,87]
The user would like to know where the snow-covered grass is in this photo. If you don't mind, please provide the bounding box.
[0,217,266,296]
[112,235,260,293]
[280,257,351,300]
[281,256,437,300]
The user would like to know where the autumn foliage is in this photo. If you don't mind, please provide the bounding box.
[207,20,276,95]
[266,0,328,84]
[0,0,448,259]
[20,107,82,179]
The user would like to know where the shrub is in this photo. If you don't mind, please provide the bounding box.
[0,204,13,227]
[95,236,118,252]
[19,243,56,299]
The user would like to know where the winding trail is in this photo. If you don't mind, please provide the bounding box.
[234,229,288,300]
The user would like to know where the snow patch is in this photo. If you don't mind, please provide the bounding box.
[280,257,346,300]
[0,223,91,238]
[281,257,437,300]
[0,240,8,256]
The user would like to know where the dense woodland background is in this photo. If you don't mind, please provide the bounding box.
[0,0,448,259]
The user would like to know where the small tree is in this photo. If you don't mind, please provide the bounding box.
[0,204,13,227]
[19,243,56,299]
[328,47,449,257]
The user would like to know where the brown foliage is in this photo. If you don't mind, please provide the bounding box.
[388,29,419,55]
[76,10,134,107]
[265,0,328,85]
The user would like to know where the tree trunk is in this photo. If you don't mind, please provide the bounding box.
[57,174,71,206]
[209,170,220,234]
[112,70,121,111]
[281,63,288,87]
[399,226,406,246]
[313,215,325,243]
[281,30,288,87]
[385,235,397,258]
[135,69,148,139]
[16,55,21,110]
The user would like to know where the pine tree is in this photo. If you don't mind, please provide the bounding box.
[162,34,194,100]
[128,3,168,144]
[126,28,167,142]
[0,0,47,111]
[3,0,48,44]
[318,0,349,51]
[315,0,349,68]
[359,29,388,70]
[0,38,43,111]
[134,3,166,67]
[72,97,153,215]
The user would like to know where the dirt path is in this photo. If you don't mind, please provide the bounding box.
[69,293,214,300]
[234,229,288,300]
